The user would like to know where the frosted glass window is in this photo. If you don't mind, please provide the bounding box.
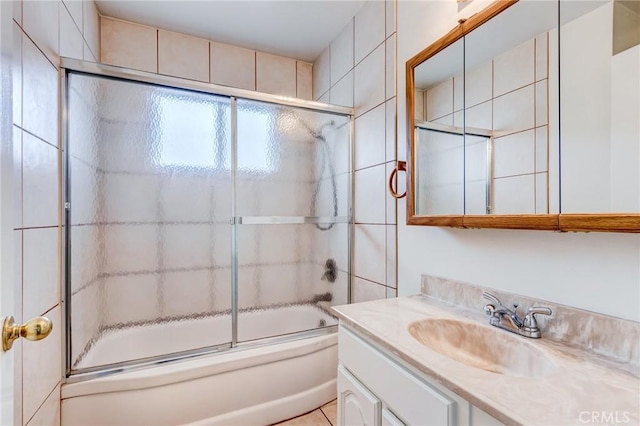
[157,96,219,169]
[237,107,278,173]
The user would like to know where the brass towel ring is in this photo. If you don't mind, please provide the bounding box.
[388,161,407,199]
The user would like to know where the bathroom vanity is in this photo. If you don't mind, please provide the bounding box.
[331,277,640,425]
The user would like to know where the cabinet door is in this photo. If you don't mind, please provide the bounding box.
[382,408,406,426]
[338,365,381,426]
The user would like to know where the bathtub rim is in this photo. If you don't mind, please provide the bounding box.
[62,330,337,399]
[64,324,337,386]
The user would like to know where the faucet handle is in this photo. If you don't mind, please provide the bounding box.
[523,306,552,330]
[483,304,496,316]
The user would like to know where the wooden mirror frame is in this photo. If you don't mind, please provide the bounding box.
[405,0,640,233]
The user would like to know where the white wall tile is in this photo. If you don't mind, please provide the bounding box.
[385,162,397,224]
[493,85,535,135]
[103,276,158,324]
[493,174,535,214]
[354,103,385,170]
[313,47,330,100]
[82,41,96,62]
[13,0,22,24]
[385,34,395,101]
[386,0,395,37]
[535,126,548,172]
[330,71,353,107]
[63,0,82,30]
[158,30,209,82]
[13,23,22,127]
[354,43,385,116]
[535,80,547,127]
[101,17,157,73]
[385,99,396,162]
[536,172,548,214]
[465,60,492,107]
[22,134,58,228]
[296,61,313,100]
[353,224,386,284]
[256,52,297,97]
[83,0,100,59]
[163,271,211,317]
[26,384,59,426]
[352,276,386,303]
[23,0,59,64]
[354,165,386,224]
[22,35,58,146]
[330,19,354,84]
[23,228,59,321]
[210,42,255,91]
[535,32,548,81]
[318,90,329,104]
[386,225,396,288]
[493,130,535,178]
[103,225,158,273]
[494,39,535,97]
[60,4,83,60]
[22,305,60,423]
[354,0,385,64]
[426,78,453,121]
[465,100,492,130]
[453,73,463,113]
[13,128,22,230]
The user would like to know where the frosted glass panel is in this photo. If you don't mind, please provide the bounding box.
[236,99,350,217]
[236,224,346,342]
[415,128,464,215]
[67,73,232,370]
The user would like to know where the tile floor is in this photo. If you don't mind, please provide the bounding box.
[273,399,337,425]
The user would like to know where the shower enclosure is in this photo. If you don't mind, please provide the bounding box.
[63,60,352,376]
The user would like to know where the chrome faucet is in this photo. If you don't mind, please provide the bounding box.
[482,292,552,339]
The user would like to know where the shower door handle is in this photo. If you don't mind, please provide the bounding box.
[2,316,53,351]
[388,161,407,199]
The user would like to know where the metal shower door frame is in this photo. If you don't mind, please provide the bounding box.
[60,58,354,381]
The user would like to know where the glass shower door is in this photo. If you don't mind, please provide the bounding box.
[66,73,233,372]
[235,99,351,342]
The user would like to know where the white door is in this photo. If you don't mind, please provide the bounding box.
[337,365,381,426]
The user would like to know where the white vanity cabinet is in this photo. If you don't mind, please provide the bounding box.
[337,326,504,426]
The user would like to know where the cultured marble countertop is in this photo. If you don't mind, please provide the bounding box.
[332,296,640,426]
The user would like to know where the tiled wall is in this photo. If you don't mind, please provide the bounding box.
[313,0,397,302]
[415,35,550,214]
[11,0,100,424]
[100,16,313,100]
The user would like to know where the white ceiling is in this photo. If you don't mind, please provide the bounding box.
[95,0,366,63]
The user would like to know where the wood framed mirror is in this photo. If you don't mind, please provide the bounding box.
[404,0,640,232]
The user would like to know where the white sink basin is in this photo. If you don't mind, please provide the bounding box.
[408,318,558,377]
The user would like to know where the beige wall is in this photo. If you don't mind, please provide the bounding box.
[11,0,100,424]
[100,16,313,100]
[313,0,397,303]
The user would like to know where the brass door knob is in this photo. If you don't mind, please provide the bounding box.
[2,316,53,351]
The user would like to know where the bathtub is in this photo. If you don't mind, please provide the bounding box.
[62,305,338,425]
